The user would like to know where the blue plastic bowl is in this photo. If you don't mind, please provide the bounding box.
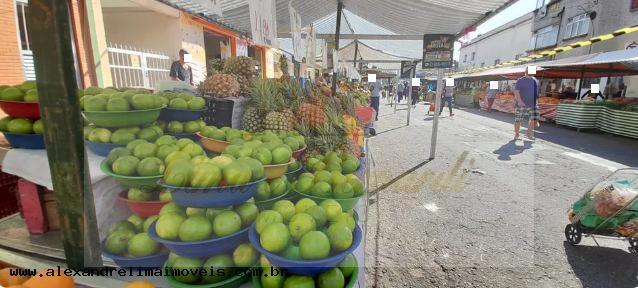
[160,178,264,208]
[3,132,45,149]
[148,221,249,258]
[85,140,125,156]
[248,223,363,275]
[159,107,205,121]
[102,243,169,268]
[169,132,200,142]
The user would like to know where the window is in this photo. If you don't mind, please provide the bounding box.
[471,52,476,61]
[564,14,590,39]
[494,59,500,65]
[530,25,559,50]
[15,1,30,51]
[463,54,467,63]
[632,0,638,10]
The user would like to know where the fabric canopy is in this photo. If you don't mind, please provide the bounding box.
[455,48,638,80]
[217,0,512,39]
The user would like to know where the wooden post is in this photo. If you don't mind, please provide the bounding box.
[27,0,101,269]
[331,0,344,95]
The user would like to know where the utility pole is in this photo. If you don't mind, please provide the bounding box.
[429,69,444,159]
[27,0,101,268]
[331,0,344,96]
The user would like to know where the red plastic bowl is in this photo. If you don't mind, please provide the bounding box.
[118,191,167,217]
[0,100,40,119]
[355,107,374,124]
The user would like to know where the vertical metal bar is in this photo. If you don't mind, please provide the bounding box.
[27,0,101,268]
[353,40,358,67]
[141,51,150,88]
[429,69,444,160]
[331,0,343,96]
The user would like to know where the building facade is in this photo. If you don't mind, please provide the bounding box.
[459,13,534,70]
[531,0,638,97]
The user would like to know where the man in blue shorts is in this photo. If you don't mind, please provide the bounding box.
[514,69,540,140]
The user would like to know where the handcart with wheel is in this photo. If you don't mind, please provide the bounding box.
[565,168,638,254]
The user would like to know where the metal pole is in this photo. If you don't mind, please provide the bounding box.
[331,0,344,96]
[407,66,416,126]
[353,41,358,68]
[27,0,101,268]
[429,69,444,159]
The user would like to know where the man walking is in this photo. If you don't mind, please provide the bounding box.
[370,80,381,121]
[397,81,404,103]
[439,86,454,117]
[513,69,540,140]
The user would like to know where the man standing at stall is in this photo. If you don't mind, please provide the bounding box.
[513,68,540,140]
[170,49,193,86]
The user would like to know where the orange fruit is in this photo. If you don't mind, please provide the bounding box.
[0,268,29,286]
[22,270,74,288]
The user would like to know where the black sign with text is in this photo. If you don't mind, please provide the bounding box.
[400,61,415,79]
[422,34,454,69]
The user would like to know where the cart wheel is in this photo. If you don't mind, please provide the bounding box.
[629,238,638,254]
[565,224,582,245]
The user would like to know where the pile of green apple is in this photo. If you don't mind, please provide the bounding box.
[0,117,43,134]
[219,131,303,167]
[105,135,202,177]
[0,81,38,102]
[156,119,206,134]
[84,123,165,144]
[126,187,172,202]
[255,175,291,202]
[258,254,357,288]
[198,126,251,142]
[305,151,360,175]
[293,170,365,200]
[255,198,357,260]
[154,201,258,242]
[156,91,206,110]
[81,87,166,112]
[166,242,259,285]
[104,215,163,257]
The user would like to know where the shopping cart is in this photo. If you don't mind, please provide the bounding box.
[565,168,638,254]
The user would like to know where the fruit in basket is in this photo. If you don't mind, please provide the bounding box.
[160,202,185,216]
[1,87,23,101]
[0,117,12,131]
[88,127,110,142]
[112,156,140,176]
[128,214,145,232]
[167,121,183,133]
[333,183,354,199]
[169,98,188,109]
[299,231,330,259]
[213,210,242,237]
[272,200,295,222]
[252,147,273,165]
[318,268,345,288]
[255,210,283,234]
[110,129,135,144]
[202,254,234,284]
[233,243,258,267]
[108,219,138,235]
[333,213,356,232]
[255,181,271,200]
[238,158,264,181]
[128,233,159,257]
[222,161,252,185]
[295,198,317,214]
[164,164,191,187]
[24,89,38,102]
[272,146,292,164]
[156,212,186,240]
[105,229,134,254]
[179,215,213,242]
[133,142,157,159]
[172,256,203,283]
[32,120,43,134]
[186,207,206,217]
[321,200,343,222]
[155,135,177,146]
[327,222,353,252]
[190,163,222,187]
[283,275,315,288]
[182,121,200,133]
[305,205,327,229]
[270,176,288,197]
[106,98,130,112]
[136,157,164,176]
[289,213,317,241]
[236,202,259,227]
[188,97,206,110]
[295,177,313,193]
[261,223,290,253]
[591,181,637,217]
[137,127,160,142]
[128,188,153,201]
[261,271,286,288]
[156,144,178,161]
[143,215,158,232]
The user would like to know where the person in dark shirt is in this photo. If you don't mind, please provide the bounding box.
[514,69,540,140]
[170,49,193,86]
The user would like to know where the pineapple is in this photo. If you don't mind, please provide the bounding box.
[223,56,255,79]
[242,107,263,132]
[264,85,293,131]
[201,74,240,98]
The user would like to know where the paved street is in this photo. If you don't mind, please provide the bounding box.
[364,101,638,288]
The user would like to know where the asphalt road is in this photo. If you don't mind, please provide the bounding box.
[364,101,638,288]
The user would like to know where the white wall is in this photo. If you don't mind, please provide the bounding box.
[103,10,181,57]
[459,16,533,69]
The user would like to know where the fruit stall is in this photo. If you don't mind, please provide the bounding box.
[0,53,370,288]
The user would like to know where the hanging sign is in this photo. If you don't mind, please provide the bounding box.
[289,2,304,60]
[422,34,454,69]
[305,25,316,68]
[248,0,278,47]
[236,39,249,57]
[400,61,415,78]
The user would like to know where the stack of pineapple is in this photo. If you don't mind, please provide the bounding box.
[242,79,296,132]
[199,56,257,97]
[200,74,240,98]
[223,57,257,95]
